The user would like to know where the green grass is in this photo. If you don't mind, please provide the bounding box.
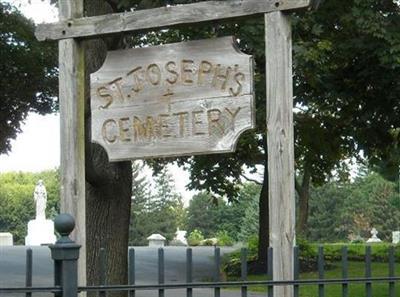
[227,261,400,297]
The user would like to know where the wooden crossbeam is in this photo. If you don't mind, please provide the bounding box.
[36,0,313,41]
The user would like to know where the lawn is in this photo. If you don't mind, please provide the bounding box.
[227,261,400,297]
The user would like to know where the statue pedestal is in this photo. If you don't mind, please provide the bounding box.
[25,219,56,246]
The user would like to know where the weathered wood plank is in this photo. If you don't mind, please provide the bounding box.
[93,95,254,161]
[91,37,253,110]
[265,11,295,297]
[36,0,312,41]
[91,37,255,160]
[58,0,86,288]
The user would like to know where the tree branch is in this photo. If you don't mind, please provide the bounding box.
[241,173,263,185]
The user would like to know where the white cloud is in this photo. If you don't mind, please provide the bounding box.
[0,113,60,173]
[7,0,58,23]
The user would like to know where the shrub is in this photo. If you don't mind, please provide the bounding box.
[203,239,216,246]
[188,229,204,246]
[217,231,234,246]
[247,235,259,253]
[223,238,400,277]
[312,243,400,262]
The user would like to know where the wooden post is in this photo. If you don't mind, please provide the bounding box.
[265,11,295,297]
[58,0,86,288]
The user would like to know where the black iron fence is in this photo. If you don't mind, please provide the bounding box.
[1,214,400,297]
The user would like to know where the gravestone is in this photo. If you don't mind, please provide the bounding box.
[25,180,56,246]
[147,234,166,247]
[366,227,382,243]
[0,233,13,246]
[170,228,188,246]
[392,231,400,244]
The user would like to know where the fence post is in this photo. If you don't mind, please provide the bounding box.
[49,214,81,297]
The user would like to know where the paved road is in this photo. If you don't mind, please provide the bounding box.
[0,246,264,297]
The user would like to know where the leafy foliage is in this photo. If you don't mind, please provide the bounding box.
[185,192,220,238]
[237,183,260,241]
[293,0,400,181]
[307,172,400,242]
[186,183,259,241]
[129,0,400,241]
[0,170,60,244]
[0,3,57,154]
[187,229,204,246]
[216,230,234,247]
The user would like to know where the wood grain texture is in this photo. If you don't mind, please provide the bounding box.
[36,0,312,41]
[265,11,295,297]
[90,37,255,161]
[58,0,86,287]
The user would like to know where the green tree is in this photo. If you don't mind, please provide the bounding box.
[0,170,60,244]
[237,183,261,242]
[129,162,152,245]
[307,171,400,242]
[129,166,186,245]
[347,173,400,241]
[307,182,353,242]
[0,3,57,154]
[186,192,221,238]
[186,183,260,241]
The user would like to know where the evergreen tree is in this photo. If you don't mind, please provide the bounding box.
[307,171,400,242]
[186,192,220,238]
[348,173,400,240]
[129,166,186,245]
[238,183,261,241]
[186,183,260,241]
[307,182,352,242]
[129,162,152,245]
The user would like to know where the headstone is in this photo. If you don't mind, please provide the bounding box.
[0,233,13,246]
[170,228,188,246]
[147,234,166,247]
[366,227,382,243]
[25,180,56,246]
[392,231,400,244]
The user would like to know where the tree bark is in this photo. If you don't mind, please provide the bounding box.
[257,135,269,265]
[296,167,311,235]
[83,0,132,292]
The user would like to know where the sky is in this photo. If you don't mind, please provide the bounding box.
[0,0,198,204]
[0,0,59,173]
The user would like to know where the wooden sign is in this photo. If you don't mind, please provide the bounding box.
[91,37,254,161]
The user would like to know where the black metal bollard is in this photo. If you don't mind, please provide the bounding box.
[49,214,81,297]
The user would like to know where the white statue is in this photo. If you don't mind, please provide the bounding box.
[170,228,188,246]
[33,180,47,220]
[366,227,382,243]
[25,180,55,246]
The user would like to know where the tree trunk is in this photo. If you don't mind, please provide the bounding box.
[86,167,132,287]
[257,136,269,266]
[83,0,132,292]
[296,168,311,235]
